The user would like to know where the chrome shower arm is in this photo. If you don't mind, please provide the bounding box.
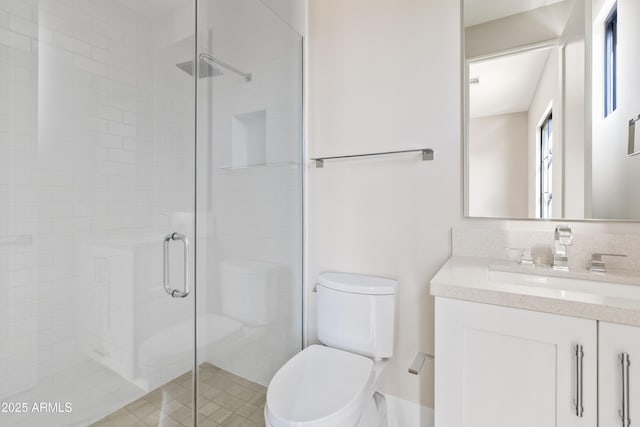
[199,53,252,82]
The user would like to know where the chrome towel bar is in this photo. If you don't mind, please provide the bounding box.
[311,148,434,168]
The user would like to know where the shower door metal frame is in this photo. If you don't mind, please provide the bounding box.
[192,1,200,425]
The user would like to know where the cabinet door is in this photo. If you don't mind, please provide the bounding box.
[435,297,597,427]
[599,321,640,427]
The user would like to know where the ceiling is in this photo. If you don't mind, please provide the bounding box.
[464,0,567,27]
[469,47,552,119]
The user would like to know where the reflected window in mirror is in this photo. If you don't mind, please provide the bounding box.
[604,4,617,117]
[538,112,553,219]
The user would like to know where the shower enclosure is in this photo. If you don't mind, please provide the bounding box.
[0,1,303,426]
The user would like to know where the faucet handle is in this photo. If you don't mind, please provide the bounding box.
[588,253,627,273]
[505,247,535,266]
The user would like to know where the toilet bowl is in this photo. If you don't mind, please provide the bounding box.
[265,272,398,427]
[265,345,388,427]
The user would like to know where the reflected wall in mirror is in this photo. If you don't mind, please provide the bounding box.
[464,0,640,220]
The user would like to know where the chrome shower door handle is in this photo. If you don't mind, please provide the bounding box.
[163,232,191,298]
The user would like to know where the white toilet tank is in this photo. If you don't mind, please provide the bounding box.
[316,272,398,358]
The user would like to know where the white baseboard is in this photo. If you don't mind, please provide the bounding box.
[382,393,434,427]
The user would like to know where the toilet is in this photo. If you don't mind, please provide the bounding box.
[265,272,398,427]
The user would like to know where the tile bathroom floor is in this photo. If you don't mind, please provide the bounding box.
[91,363,266,427]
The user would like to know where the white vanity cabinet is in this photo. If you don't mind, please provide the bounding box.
[599,321,640,427]
[435,297,598,427]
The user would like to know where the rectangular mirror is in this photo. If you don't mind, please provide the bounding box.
[464,0,640,220]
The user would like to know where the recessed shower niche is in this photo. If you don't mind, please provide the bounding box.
[232,110,267,168]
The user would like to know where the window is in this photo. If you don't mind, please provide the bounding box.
[539,112,553,219]
[604,4,617,117]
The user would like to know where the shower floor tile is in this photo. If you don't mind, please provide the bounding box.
[91,363,266,427]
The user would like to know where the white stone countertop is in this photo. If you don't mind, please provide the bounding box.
[430,256,640,326]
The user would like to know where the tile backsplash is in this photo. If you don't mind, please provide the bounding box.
[453,226,640,273]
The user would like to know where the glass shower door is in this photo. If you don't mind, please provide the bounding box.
[0,1,199,426]
[193,1,303,425]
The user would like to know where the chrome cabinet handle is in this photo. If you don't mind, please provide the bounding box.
[163,232,190,298]
[574,344,584,418]
[619,353,631,427]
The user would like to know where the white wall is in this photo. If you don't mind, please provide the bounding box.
[308,0,461,408]
[469,112,529,217]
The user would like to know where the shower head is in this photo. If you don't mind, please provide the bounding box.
[176,53,252,82]
[176,59,223,79]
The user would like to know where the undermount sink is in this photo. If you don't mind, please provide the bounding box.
[489,268,597,287]
[488,266,640,301]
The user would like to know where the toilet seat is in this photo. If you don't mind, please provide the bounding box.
[265,345,375,427]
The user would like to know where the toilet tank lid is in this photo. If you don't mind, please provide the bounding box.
[317,272,398,295]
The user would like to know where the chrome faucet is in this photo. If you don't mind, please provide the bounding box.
[552,225,573,271]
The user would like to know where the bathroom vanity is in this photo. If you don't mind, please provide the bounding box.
[431,257,640,427]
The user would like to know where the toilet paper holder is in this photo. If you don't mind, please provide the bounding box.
[408,352,434,375]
